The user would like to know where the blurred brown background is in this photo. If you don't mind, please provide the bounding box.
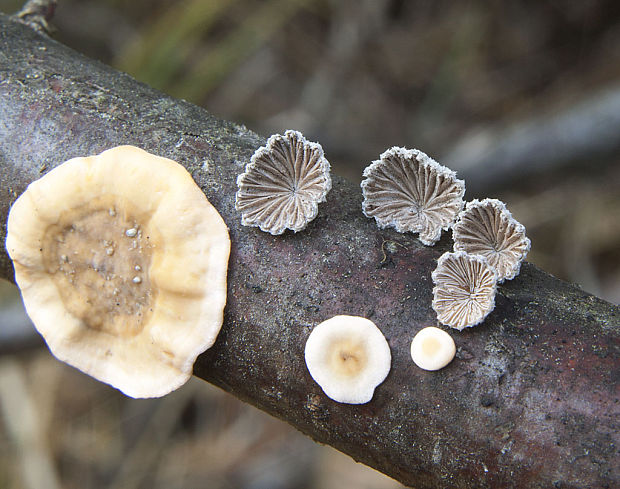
[1,1,619,488]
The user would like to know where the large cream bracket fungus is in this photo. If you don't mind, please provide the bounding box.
[361,147,465,246]
[5,146,231,398]
[304,315,391,404]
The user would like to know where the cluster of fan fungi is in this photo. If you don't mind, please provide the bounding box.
[236,130,530,404]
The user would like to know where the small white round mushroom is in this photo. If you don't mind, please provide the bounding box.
[5,146,231,398]
[410,327,456,371]
[304,315,391,404]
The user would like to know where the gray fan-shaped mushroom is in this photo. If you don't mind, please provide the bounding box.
[432,251,498,330]
[361,147,465,246]
[453,198,530,282]
[235,130,332,235]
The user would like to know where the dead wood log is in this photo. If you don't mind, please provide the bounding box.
[0,13,618,489]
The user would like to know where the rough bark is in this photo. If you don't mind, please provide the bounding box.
[0,13,618,489]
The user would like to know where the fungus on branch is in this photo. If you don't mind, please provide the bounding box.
[235,130,332,235]
[361,147,465,246]
[453,198,530,282]
[5,146,230,398]
[432,251,498,331]
[410,327,456,371]
[304,315,391,404]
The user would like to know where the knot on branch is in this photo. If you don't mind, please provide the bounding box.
[13,0,57,36]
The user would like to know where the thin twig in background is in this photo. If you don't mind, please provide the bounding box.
[443,85,620,193]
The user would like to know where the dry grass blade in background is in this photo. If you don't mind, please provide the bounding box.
[117,0,314,101]
[0,358,62,489]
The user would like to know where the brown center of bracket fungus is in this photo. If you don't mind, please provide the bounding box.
[235,130,332,235]
[328,339,368,378]
[42,206,155,337]
[453,198,531,282]
[432,251,498,331]
[361,147,465,246]
[6,146,231,398]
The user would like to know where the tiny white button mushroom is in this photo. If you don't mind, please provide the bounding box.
[304,315,391,404]
[410,327,456,371]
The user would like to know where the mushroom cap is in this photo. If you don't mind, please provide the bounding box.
[410,327,456,371]
[5,146,230,398]
[304,315,391,404]
[453,198,531,282]
[235,130,332,235]
[432,251,498,331]
[361,147,465,246]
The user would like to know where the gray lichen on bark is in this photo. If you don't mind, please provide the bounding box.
[0,13,618,489]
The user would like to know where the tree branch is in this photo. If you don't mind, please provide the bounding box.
[0,14,618,489]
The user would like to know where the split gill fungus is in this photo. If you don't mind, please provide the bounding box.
[432,251,498,331]
[453,198,531,282]
[235,130,332,235]
[361,147,465,246]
